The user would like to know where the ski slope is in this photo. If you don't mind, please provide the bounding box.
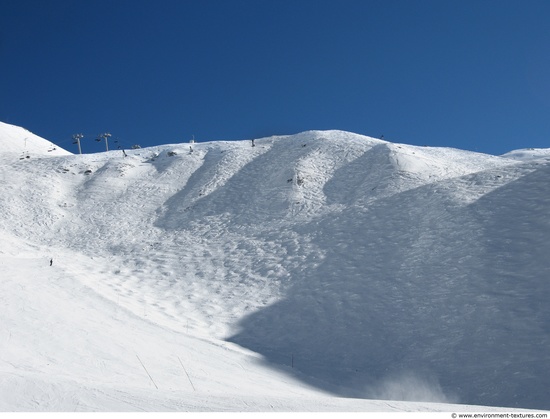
[0,121,548,412]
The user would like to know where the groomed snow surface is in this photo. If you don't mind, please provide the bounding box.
[0,122,548,412]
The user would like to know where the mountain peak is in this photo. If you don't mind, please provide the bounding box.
[0,121,71,157]
[1,122,549,411]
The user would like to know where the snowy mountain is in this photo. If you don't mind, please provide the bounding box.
[0,121,548,412]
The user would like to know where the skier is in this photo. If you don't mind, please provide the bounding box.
[251,139,255,147]
[49,258,53,266]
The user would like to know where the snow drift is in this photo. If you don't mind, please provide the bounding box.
[0,121,548,411]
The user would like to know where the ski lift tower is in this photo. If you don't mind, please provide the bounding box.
[97,133,111,152]
[72,133,84,154]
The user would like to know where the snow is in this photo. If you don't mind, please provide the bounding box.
[0,122,548,412]
[501,147,550,161]
[0,121,71,157]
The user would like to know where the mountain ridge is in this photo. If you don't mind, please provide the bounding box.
[1,121,549,411]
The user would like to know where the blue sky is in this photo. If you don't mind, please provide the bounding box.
[1,0,549,155]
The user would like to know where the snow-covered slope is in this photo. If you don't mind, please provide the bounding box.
[0,121,70,157]
[501,147,550,161]
[0,123,548,411]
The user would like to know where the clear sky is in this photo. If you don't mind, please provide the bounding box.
[1,0,550,155]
